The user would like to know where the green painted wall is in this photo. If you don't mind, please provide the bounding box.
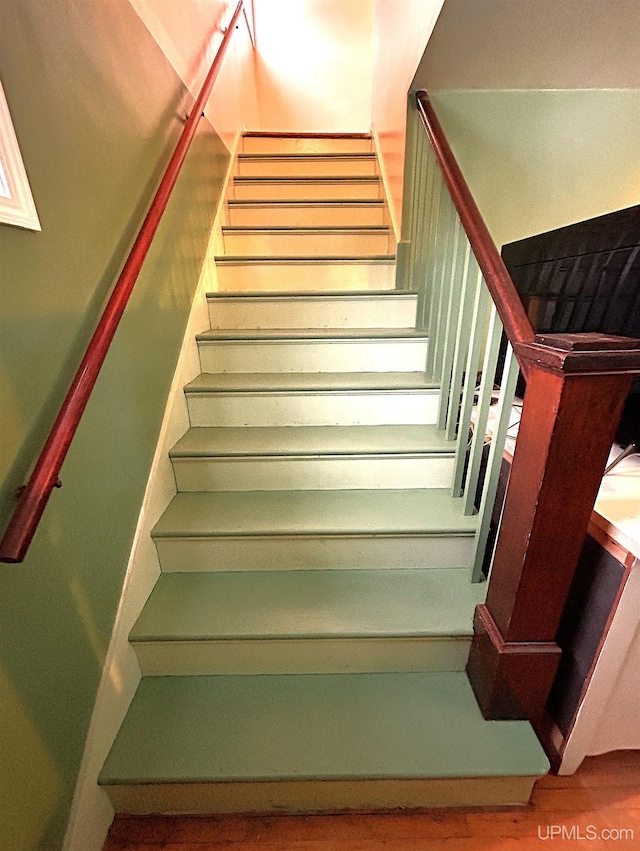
[0,1,228,848]
[411,0,640,248]
[427,88,640,248]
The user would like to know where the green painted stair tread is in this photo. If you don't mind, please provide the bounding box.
[242,131,372,138]
[151,489,478,539]
[206,289,418,299]
[232,176,380,183]
[226,199,386,208]
[184,372,439,393]
[169,425,456,458]
[130,568,485,642]
[196,328,428,342]
[100,672,548,784]
[213,256,395,264]
[237,152,377,160]
[227,200,386,210]
[222,225,390,233]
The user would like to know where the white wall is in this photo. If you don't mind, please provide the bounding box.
[412,0,640,247]
[416,0,640,90]
[425,88,640,248]
[129,0,447,227]
[128,0,259,149]
[371,0,444,233]
[252,0,374,132]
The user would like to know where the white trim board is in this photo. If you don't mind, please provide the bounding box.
[371,122,400,246]
[0,80,41,231]
[63,128,242,851]
[558,561,640,775]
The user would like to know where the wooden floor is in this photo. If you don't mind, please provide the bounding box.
[103,750,640,850]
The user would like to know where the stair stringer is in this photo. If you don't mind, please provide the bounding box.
[371,122,400,245]
[62,130,243,851]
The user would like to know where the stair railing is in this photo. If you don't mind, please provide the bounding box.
[0,0,245,564]
[403,89,640,723]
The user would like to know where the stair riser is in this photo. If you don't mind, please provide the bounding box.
[231,180,382,201]
[154,534,475,573]
[101,668,548,813]
[104,775,538,815]
[222,230,393,257]
[197,339,428,374]
[171,455,455,491]
[226,203,388,227]
[241,137,374,154]
[133,636,471,676]
[237,157,377,178]
[207,295,417,330]
[186,390,439,427]
[214,260,396,291]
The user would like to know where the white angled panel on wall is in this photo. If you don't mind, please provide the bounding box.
[0,81,41,231]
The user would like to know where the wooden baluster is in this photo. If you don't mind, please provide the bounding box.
[462,307,503,514]
[397,105,420,292]
[425,174,448,368]
[430,196,457,382]
[451,278,489,497]
[410,128,429,296]
[437,217,465,430]
[446,245,475,440]
[470,342,519,582]
[415,139,436,330]
[466,333,640,719]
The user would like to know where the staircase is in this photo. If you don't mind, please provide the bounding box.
[100,132,548,814]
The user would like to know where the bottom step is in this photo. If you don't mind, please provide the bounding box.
[101,672,548,814]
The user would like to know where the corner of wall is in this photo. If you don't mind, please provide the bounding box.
[370,122,400,245]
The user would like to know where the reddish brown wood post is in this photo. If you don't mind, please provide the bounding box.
[466,333,640,721]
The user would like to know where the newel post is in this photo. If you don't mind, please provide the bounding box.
[466,333,640,721]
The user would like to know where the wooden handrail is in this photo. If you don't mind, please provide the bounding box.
[415,90,535,352]
[0,0,244,564]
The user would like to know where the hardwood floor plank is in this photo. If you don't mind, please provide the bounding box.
[535,751,640,789]
[531,786,640,812]
[106,812,471,844]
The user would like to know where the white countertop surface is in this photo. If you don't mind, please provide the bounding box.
[595,447,640,561]
[499,400,639,562]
